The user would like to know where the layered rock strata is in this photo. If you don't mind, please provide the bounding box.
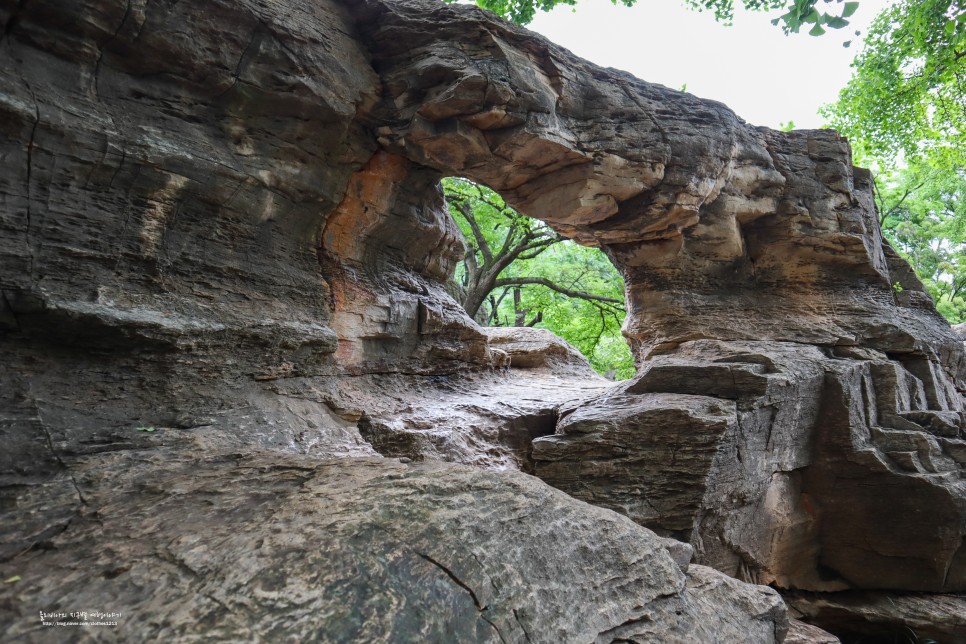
[532,340,966,593]
[786,591,966,643]
[344,0,966,601]
[1,0,964,641]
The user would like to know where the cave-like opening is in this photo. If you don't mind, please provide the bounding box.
[442,176,635,379]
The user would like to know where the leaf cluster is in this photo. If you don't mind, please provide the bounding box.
[445,0,864,37]
[877,163,966,322]
[768,0,859,37]
[823,0,966,167]
[442,0,633,25]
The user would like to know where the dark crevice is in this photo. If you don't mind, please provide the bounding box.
[22,78,39,281]
[511,608,533,644]
[416,551,485,611]
[3,514,76,563]
[356,413,422,461]
[213,23,263,100]
[480,614,508,644]
[1,0,29,43]
[1,289,23,332]
[595,612,654,641]
[512,409,558,474]
[37,419,88,508]
[92,0,132,97]
[29,380,89,508]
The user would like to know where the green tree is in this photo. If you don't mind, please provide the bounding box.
[876,163,966,322]
[822,0,965,169]
[443,177,635,378]
[444,0,864,35]
[823,0,966,322]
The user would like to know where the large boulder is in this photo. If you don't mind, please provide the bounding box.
[533,340,966,593]
[0,451,788,643]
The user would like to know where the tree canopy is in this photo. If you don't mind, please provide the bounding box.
[823,0,966,322]
[875,162,966,321]
[822,0,965,169]
[445,0,864,35]
[443,178,635,378]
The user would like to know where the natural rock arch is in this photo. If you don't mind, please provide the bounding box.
[320,0,966,597]
[330,1,964,371]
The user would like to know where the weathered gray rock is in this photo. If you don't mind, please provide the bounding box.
[483,326,597,373]
[533,340,966,594]
[310,358,608,472]
[533,391,739,538]
[784,620,841,644]
[786,591,966,644]
[0,452,788,643]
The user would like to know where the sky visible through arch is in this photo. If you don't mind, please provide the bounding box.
[523,0,896,130]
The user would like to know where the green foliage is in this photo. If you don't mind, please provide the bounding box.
[877,163,966,323]
[497,240,636,378]
[822,0,966,169]
[445,0,864,35]
[442,177,635,378]
[686,0,782,26]
[443,0,633,25]
[767,0,860,37]
[823,0,966,324]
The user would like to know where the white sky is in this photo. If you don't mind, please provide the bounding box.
[520,0,896,129]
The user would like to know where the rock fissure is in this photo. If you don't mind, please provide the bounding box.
[32,403,88,509]
[19,77,38,282]
[92,0,133,98]
[511,608,534,644]
[417,551,486,611]
[215,23,264,100]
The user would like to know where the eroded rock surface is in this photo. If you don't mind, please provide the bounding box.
[0,452,788,643]
[534,340,966,593]
[785,620,841,644]
[786,591,966,644]
[1,0,964,640]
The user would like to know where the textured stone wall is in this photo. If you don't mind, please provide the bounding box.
[1,0,964,640]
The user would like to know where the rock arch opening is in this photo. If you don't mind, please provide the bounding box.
[441,176,635,379]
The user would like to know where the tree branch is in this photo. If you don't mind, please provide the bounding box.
[516,242,556,261]
[493,277,623,305]
[485,234,558,284]
[453,199,493,264]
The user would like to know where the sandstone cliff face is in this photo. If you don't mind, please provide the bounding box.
[344,0,966,600]
[0,0,963,640]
